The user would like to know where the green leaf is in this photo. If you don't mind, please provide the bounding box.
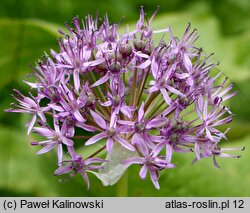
[92,143,137,186]
[0,126,59,195]
[0,18,60,88]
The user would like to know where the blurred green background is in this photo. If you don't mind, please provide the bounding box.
[0,0,250,196]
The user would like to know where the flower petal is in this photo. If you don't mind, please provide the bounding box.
[62,137,74,146]
[27,114,36,135]
[85,132,107,145]
[73,69,80,91]
[114,135,135,151]
[54,165,72,175]
[33,127,54,137]
[194,143,201,160]
[91,72,110,88]
[166,143,173,163]
[138,102,145,122]
[139,165,147,179]
[106,137,113,153]
[146,117,165,129]
[160,88,171,105]
[90,110,107,129]
[36,143,56,155]
[57,143,63,165]
[165,85,184,97]
[122,157,144,166]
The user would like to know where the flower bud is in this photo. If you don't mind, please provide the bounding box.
[109,62,121,74]
[133,39,146,51]
[119,43,132,57]
[107,127,116,137]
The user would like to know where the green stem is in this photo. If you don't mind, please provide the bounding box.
[116,171,128,197]
[85,145,106,159]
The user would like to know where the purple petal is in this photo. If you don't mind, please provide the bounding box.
[149,171,160,190]
[77,122,97,132]
[85,132,107,145]
[213,155,220,169]
[54,165,72,175]
[148,135,163,143]
[27,115,36,135]
[37,112,47,123]
[137,140,149,156]
[23,81,42,88]
[106,137,113,153]
[48,104,64,112]
[152,142,165,157]
[80,171,90,190]
[131,133,144,145]
[57,143,63,165]
[53,118,60,134]
[120,105,133,118]
[160,88,171,105]
[134,51,149,59]
[118,125,134,134]
[110,112,117,128]
[136,59,151,69]
[221,147,244,151]
[74,110,85,123]
[151,57,159,79]
[33,127,54,137]
[206,128,215,141]
[67,146,77,159]
[36,143,56,155]
[100,100,112,107]
[87,165,103,170]
[138,102,145,122]
[153,28,170,34]
[83,58,105,67]
[146,117,165,129]
[218,152,240,159]
[122,157,144,166]
[194,143,200,160]
[117,120,134,126]
[61,119,68,135]
[91,72,110,88]
[139,165,147,179]
[166,143,173,163]
[197,95,203,112]
[143,133,156,149]
[165,85,184,97]
[73,69,80,91]
[62,137,74,146]
[183,54,192,71]
[175,73,189,79]
[114,135,135,151]
[148,85,159,93]
[90,110,107,129]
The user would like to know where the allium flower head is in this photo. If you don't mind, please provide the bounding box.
[6,7,243,189]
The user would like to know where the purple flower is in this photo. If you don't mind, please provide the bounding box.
[153,118,193,163]
[85,110,135,152]
[100,78,135,118]
[122,142,175,189]
[5,89,49,135]
[195,96,232,142]
[192,142,244,168]
[54,155,107,189]
[31,118,73,165]
[119,102,165,148]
